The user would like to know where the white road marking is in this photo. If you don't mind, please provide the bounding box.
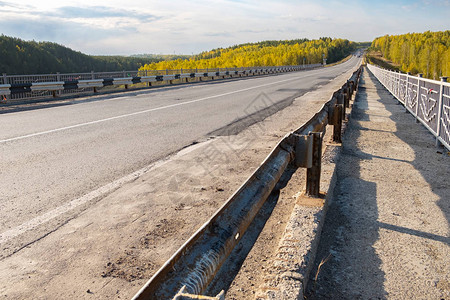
[0,75,310,144]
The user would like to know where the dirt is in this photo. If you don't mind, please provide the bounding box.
[0,67,359,299]
[101,218,184,283]
[205,166,306,299]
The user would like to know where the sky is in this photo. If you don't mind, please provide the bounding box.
[0,0,449,55]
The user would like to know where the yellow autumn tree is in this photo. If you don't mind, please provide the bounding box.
[371,31,450,79]
[139,38,356,72]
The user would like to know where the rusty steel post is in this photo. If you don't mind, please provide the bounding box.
[348,81,354,98]
[344,84,350,108]
[306,132,322,197]
[338,91,346,120]
[332,104,343,143]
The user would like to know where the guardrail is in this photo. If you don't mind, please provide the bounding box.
[132,66,362,300]
[367,64,450,151]
[0,64,322,103]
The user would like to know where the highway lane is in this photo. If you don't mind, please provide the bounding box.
[0,56,360,246]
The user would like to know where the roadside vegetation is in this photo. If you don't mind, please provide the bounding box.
[1,35,359,76]
[139,38,357,71]
[0,35,159,75]
[367,30,449,79]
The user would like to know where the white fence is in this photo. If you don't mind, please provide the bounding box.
[367,64,450,150]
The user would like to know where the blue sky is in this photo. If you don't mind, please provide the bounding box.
[0,0,448,55]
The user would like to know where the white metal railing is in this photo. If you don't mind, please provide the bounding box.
[367,63,450,150]
[0,64,322,102]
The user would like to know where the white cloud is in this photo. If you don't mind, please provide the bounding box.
[0,0,448,55]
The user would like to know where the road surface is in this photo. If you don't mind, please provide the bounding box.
[0,56,361,256]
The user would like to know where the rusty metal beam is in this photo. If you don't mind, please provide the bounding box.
[132,138,294,299]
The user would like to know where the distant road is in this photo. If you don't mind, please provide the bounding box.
[0,56,360,251]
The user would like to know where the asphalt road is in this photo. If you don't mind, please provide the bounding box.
[0,56,360,251]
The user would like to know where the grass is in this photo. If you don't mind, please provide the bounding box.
[365,50,401,72]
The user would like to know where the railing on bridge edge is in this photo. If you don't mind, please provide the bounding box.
[367,64,450,151]
[0,64,322,103]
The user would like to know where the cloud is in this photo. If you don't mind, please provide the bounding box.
[50,6,160,22]
[0,17,137,49]
[204,32,233,37]
[0,0,448,55]
[421,0,450,6]
[0,1,19,7]
[0,0,34,12]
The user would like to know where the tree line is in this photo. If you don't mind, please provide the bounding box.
[1,35,358,76]
[140,38,357,71]
[370,31,449,79]
[0,35,158,75]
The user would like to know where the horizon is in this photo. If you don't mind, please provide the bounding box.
[0,0,449,56]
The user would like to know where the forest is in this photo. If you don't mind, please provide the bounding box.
[1,35,359,76]
[139,38,357,71]
[0,35,158,75]
[369,31,450,79]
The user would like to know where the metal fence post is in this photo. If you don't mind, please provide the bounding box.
[1,73,7,102]
[332,104,343,143]
[337,91,346,120]
[348,80,354,98]
[55,72,61,97]
[344,83,350,108]
[306,132,322,197]
[416,74,423,123]
[395,71,399,98]
[436,77,447,147]
[405,72,411,112]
